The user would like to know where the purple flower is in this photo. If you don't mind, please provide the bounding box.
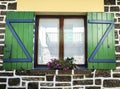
[47,62,51,67]
[63,67,67,70]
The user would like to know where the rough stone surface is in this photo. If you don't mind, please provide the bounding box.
[85,87,101,89]
[8,78,20,86]
[40,83,53,86]
[0,17,4,21]
[104,0,116,5]
[8,2,16,10]
[73,75,84,79]
[104,7,109,12]
[116,13,120,17]
[95,79,101,85]
[113,74,120,77]
[95,70,111,77]
[73,87,84,89]
[110,7,120,12]
[0,11,6,15]
[0,5,6,9]
[28,82,38,89]
[74,70,92,74]
[0,78,6,82]
[55,83,71,86]
[22,77,44,81]
[0,72,13,76]
[56,76,71,82]
[0,46,4,54]
[115,24,120,29]
[16,70,55,76]
[104,80,120,87]
[46,75,54,81]
[0,23,5,27]
[0,84,6,89]
[116,46,120,52]
[85,74,93,78]
[73,80,93,85]
[115,30,118,39]
[58,70,72,74]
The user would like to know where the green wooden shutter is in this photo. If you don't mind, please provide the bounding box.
[87,12,116,69]
[3,12,34,70]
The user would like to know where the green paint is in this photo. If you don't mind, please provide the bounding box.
[87,12,116,69]
[3,12,34,70]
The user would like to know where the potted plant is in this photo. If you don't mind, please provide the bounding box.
[47,57,77,70]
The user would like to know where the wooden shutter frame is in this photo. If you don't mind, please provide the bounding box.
[88,20,115,63]
[4,19,34,62]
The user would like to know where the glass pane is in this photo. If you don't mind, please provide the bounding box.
[64,19,85,64]
[38,19,59,64]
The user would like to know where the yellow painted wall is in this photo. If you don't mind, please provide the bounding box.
[17,0,104,12]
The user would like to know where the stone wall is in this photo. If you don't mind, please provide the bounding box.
[0,0,120,89]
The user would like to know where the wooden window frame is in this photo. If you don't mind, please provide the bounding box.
[34,15,87,69]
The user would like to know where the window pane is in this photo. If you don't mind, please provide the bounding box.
[38,19,59,64]
[64,19,85,64]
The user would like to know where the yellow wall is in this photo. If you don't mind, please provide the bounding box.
[17,0,104,12]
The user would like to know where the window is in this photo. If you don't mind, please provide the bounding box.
[35,16,87,68]
[3,12,116,70]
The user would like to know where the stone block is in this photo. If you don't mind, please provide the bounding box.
[73,80,93,85]
[0,5,6,9]
[0,78,6,82]
[103,79,120,87]
[0,46,4,54]
[0,17,4,21]
[0,72,13,76]
[95,79,101,85]
[73,75,84,79]
[74,70,92,74]
[116,46,120,52]
[104,7,109,12]
[46,75,54,81]
[73,87,84,89]
[85,86,101,89]
[110,7,120,12]
[115,24,120,29]
[28,82,38,89]
[85,74,93,78]
[56,76,71,82]
[8,2,16,10]
[113,74,120,77]
[8,78,20,86]
[104,0,116,5]
[0,84,6,89]
[0,11,6,15]
[0,23,5,28]
[116,55,120,60]
[16,70,55,76]
[22,77,44,81]
[115,30,118,39]
[95,70,111,77]
[0,29,5,33]
[58,70,72,74]
[40,83,53,86]
[116,13,120,17]
[55,83,71,86]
